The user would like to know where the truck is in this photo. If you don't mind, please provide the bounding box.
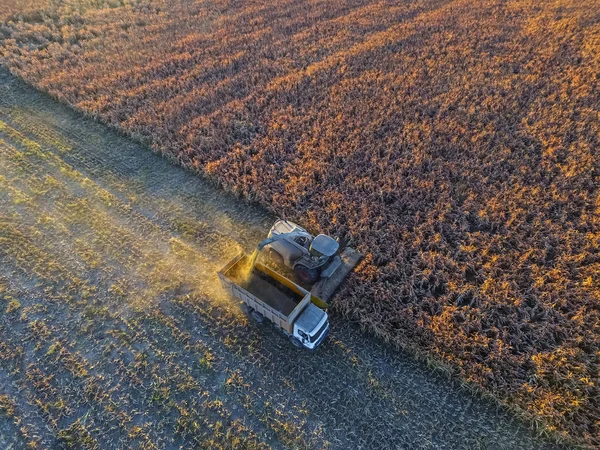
[217,220,362,349]
[218,253,330,349]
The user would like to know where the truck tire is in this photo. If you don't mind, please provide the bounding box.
[294,264,319,283]
[289,336,304,349]
[240,303,250,315]
[250,310,264,324]
[269,248,284,267]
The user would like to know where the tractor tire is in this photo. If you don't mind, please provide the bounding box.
[269,248,284,267]
[289,336,304,349]
[294,264,319,283]
[250,310,264,324]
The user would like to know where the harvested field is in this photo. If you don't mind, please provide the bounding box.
[1,0,599,446]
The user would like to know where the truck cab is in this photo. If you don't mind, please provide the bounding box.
[292,303,330,349]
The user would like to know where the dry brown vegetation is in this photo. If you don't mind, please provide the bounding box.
[1,0,599,447]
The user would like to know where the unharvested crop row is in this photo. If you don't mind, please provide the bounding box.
[1,0,599,446]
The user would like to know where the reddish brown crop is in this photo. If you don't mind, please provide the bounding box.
[1,0,598,446]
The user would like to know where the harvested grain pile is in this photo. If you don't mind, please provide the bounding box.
[1,0,598,446]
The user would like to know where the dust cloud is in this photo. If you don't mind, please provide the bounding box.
[0,107,268,319]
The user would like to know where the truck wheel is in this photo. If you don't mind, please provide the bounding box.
[269,249,284,267]
[289,336,304,349]
[250,310,264,324]
[240,303,250,315]
[294,264,319,283]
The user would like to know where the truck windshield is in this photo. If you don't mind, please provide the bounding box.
[310,320,328,343]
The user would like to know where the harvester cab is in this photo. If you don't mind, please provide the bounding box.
[257,219,342,283]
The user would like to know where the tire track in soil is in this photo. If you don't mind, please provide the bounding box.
[0,68,565,449]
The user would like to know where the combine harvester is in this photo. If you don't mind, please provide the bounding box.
[218,219,361,349]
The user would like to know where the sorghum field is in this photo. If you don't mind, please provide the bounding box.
[0,67,563,450]
[1,0,599,447]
